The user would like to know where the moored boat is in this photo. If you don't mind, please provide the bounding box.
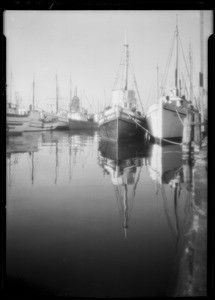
[98,38,146,142]
[6,104,29,136]
[24,110,59,132]
[68,87,98,130]
[146,19,193,142]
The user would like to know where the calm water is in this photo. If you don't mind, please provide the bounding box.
[6,130,193,297]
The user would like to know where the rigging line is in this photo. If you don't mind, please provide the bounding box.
[161,31,176,92]
[127,114,182,145]
[175,109,185,126]
[129,56,145,114]
[113,47,125,90]
[178,34,190,79]
[128,165,142,214]
[144,76,157,112]
[181,73,189,98]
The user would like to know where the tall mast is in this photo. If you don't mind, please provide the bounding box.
[199,11,204,127]
[156,64,159,102]
[32,75,35,110]
[175,15,179,96]
[124,33,129,90]
[69,75,72,113]
[189,40,193,104]
[56,74,59,113]
[10,70,12,104]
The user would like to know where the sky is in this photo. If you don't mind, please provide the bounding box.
[4,10,213,113]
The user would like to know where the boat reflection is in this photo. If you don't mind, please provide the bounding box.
[6,132,40,154]
[6,133,40,188]
[146,143,194,248]
[98,140,148,237]
[40,130,98,184]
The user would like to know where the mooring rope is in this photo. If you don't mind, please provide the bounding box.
[126,113,182,146]
[176,109,185,126]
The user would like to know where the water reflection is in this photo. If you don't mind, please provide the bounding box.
[98,140,148,237]
[147,143,193,245]
[6,132,194,297]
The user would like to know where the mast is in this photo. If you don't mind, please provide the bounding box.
[199,11,204,129]
[124,33,129,91]
[69,76,72,113]
[56,74,59,114]
[189,41,193,104]
[156,64,159,102]
[175,15,179,96]
[10,70,12,104]
[32,75,35,110]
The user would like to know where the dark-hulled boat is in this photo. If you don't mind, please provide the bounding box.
[98,38,147,142]
[68,87,98,130]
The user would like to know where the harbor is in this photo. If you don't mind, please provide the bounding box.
[4,10,211,298]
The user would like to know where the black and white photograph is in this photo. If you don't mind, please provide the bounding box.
[4,7,213,298]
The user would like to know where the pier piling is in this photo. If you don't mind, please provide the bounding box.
[182,110,194,154]
[194,112,201,153]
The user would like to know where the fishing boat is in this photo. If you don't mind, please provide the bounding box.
[24,78,59,132]
[6,74,29,135]
[146,19,192,142]
[6,103,29,136]
[54,75,70,130]
[98,140,146,238]
[25,110,59,132]
[98,38,146,142]
[68,87,98,130]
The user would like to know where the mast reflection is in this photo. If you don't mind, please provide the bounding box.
[41,130,97,184]
[98,140,148,238]
[147,143,194,248]
[6,133,40,188]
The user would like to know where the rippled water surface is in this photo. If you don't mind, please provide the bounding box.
[6,130,193,297]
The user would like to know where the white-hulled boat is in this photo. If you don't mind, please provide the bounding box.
[6,104,29,136]
[146,20,192,142]
[24,110,59,132]
[98,38,146,142]
[24,77,59,132]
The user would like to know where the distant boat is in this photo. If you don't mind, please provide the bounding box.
[24,78,59,132]
[6,103,29,136]
[98,38,146,142]
[68,87,98,130]
[146,19,192,142]
[25,110,59,132]
[6,73,29,135]
[55,75,69,130]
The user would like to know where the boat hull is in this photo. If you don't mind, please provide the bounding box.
[69,119,98,130]
[56,117,69,130]
[25,120,58,132]
[99,115,146,142]
[98,139,148,161]
[7,114,29,136]
[146,103,187,141]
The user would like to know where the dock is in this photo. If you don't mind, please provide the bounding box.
[175,136,208,296]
